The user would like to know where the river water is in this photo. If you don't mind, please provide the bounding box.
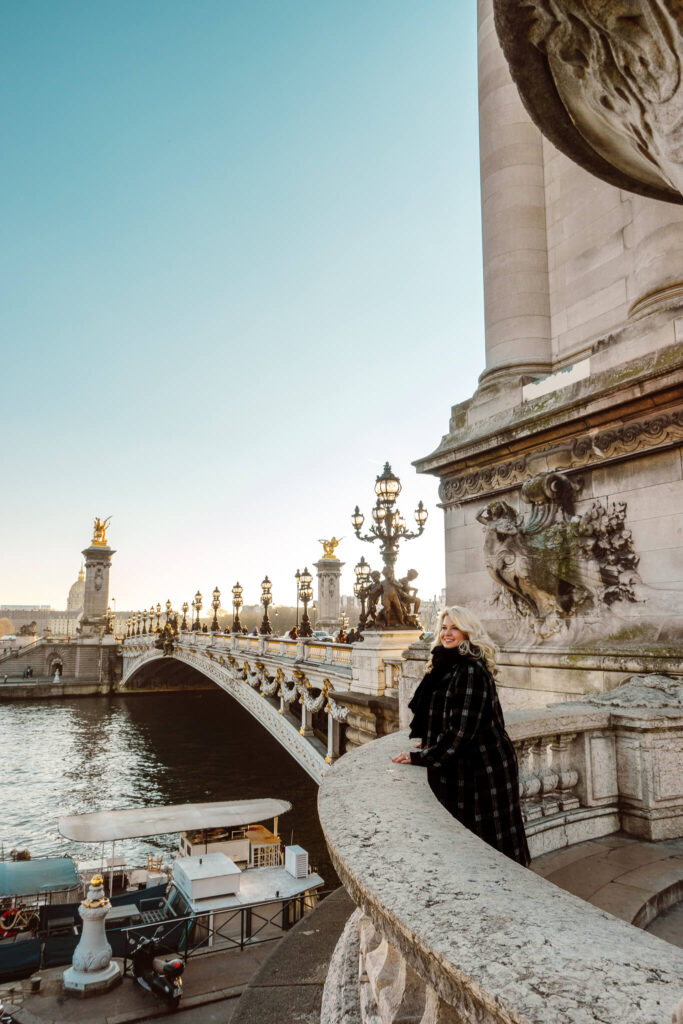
[0,690,337,886]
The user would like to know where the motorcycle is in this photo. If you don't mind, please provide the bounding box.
[128,930,184,1010]
[0,997,15,1023]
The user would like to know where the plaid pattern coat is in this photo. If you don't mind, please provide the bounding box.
[410,652,530,866]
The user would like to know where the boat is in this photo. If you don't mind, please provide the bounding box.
[0,799,324,981]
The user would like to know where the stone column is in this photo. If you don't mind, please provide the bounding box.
[314,558,344,633]
[628,195,683,319]
[477,0,552,390]
[79,544,116,637]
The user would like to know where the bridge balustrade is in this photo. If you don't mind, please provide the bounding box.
[319,723,683,1024]
[121,632,362,779]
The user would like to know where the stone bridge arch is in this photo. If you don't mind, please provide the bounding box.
[121,645,328,782]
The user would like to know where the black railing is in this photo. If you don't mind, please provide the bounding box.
[118,890,329,974]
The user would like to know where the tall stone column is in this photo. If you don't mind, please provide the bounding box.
[477,0,552,389]
[80,525,115,637]
[628,195,683,319]
[314,558,344,633]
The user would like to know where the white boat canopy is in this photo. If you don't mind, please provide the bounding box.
[59,799,292,843]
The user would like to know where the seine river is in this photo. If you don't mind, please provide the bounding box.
[0,690,337,886]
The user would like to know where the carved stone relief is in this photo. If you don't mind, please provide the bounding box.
[476,470,683,644]
[494,0,683,202]
[476,471,644,638]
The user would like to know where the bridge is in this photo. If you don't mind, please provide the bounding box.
[120,631,383,782]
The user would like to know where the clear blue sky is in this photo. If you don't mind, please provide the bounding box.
[1,1,484,613]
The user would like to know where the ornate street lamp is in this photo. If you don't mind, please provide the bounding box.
[155,603,162,631]
[179,602,188,631]
[136,611,142,636]
[295,569,301,628]
[354,556,372,629]
[298,567,313,638]
[148,606,154,634]
[231,582,243,633]
[142,609,148,635]
[193,591,202,631]
[165,599,172,625]
[350,462,428,629]
[105,606,114,635]
[211,586,221,632]
[260,576,273,635]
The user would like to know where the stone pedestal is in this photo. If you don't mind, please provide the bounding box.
[351,631,421,697]
[314,558,344,633]
[79,544,115,637]
[63,876,121,996]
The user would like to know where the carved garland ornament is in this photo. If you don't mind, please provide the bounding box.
[477,471,642,638]
[439,408,683,504]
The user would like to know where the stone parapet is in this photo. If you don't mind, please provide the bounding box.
[318,730,683,1024]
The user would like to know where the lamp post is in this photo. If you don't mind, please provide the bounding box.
[211,586,221,632]
[351,462,428,629]
[353,556,371,629]
[193,591,202,631]
[181,602,189,631]
[165,599,172,625]
[260,576,273,635]
[155,603,162,631]
[299,567,313,638]
[231,582,243,633]
[295,569,301,628]
[143,609,149,635]
[136,611,142,636]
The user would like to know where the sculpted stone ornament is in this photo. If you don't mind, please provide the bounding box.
[563,673,683,709]
[477,471,643,638]
[493,0,683,203]
[63,875,121,995]
[478,470,683,643]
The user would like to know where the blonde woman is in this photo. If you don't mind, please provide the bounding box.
[392,606,530,866]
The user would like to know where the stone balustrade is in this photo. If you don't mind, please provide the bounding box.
[120,630,410,776]
[319,728,683,1024]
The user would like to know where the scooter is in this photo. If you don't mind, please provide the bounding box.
[129,930,184,1010]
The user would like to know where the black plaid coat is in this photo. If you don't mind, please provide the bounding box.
[410,654,530,866]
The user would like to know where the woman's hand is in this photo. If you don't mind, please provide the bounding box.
[391,751,412,764]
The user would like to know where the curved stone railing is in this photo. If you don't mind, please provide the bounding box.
[319,730,683,1024]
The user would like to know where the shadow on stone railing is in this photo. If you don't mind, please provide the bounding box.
[319,729,683,1024]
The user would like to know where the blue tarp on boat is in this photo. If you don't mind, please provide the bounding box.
[0,857,78,897]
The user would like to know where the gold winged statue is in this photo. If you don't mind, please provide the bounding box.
[318,537,342,559]
[92,516,112,547]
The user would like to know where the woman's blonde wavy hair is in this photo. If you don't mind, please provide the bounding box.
[427,605,498,677]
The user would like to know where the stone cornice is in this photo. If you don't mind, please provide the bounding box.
[438,404,683,505]
[416,340,683,479]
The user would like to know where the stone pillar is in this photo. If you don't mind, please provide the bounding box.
[314,558,344,633]
[352,631,421,697]
[628,195,683,319]
[63,875,121,995]
[477,0,552,390]
[79,544,115,637]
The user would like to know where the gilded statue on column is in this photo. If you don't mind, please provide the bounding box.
[92,516,112,547]
[318,537,342,559]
